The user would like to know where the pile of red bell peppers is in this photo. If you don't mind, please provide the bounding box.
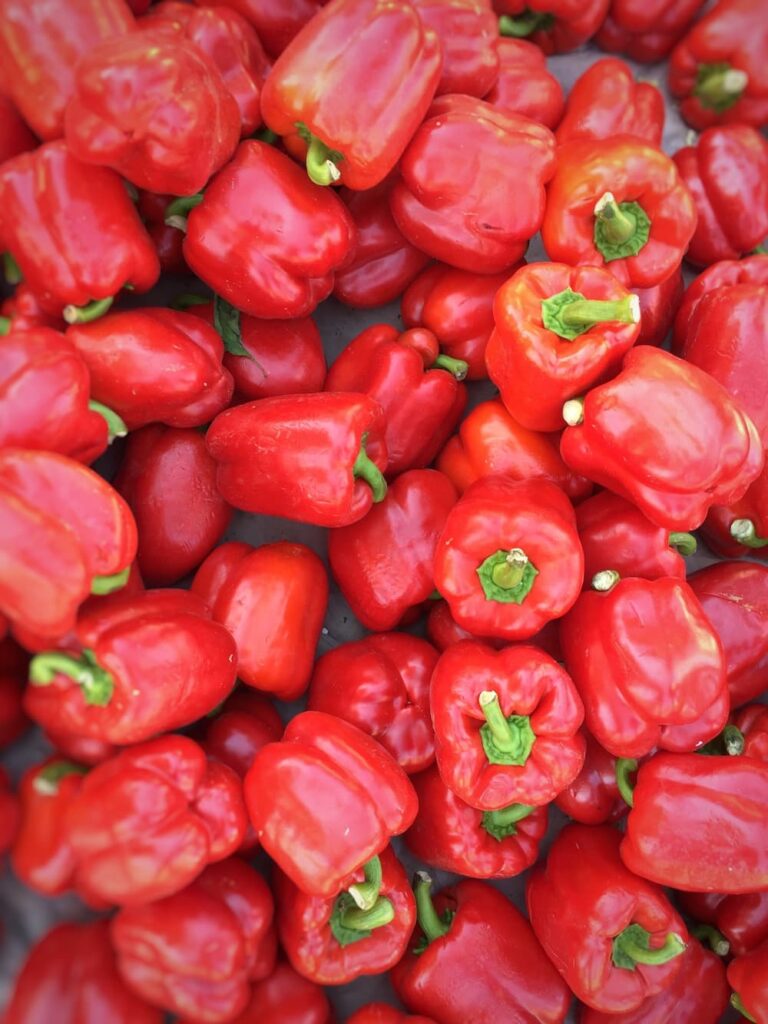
[1,0,768,1021]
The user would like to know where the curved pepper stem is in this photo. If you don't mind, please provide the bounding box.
[476,548,539,604]
[690,923,730,957]
[29,649,114,707]
[695,63,748,112]
[171,293,210,310]
[482,803,535,841]
[498,9,554,37]
[731,518,768,548]
[592,569,621,592]
[414,872,452,946]
[432,353,469,380]
[3,252,21,285]
[63,296,114,325]
[562,397,585,426]
[348,856,383,911]
[593,192,651,262]
[32,759,88,796]
[479,690,536,766]
[0,316,11,336]
[304,133,342,187]
[615,757,638,807]
[731,992,757,1022]
[90,566,131,596]
[668,531,697,556]
[164,193,204,231]
[88,400,128,444]
[612,923,686,971]
[330,859,394,948]
[353,438,387,503]
[541,288,640,341]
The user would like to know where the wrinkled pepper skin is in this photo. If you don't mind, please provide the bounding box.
[560,347,764,531]
[728,942,768,1024]
[405,762,548,877]
[112,858,277,1024]
[527,824,688,1014]
[596,0,704,63]
[621,753,768,893]
[245,711,417,898]
[225,960,333,1024]
[192,541,328,701]
[554,730,628,825]
[0,95,37,165]
[411,0,500,97]
[703,464,768,560]
[484,38,564,128]
[193,0,323,58]
[634,268,684,346]
[679,884,768,957]
[496,0,610,54]
[0,767,17,855]
[391,95,556,273]
[349,1008,437,1024]
[328,469,457,632]
[556,59,664,145]
[183,141,356,319]
[260,0,442,190]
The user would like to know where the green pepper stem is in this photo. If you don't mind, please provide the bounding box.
[88,400,128,443]
[731,518,768,548]
[594,192,637,246]
[414,872,450,945]
[731,992,757,1022]
[559,295,640,329]
[305,134,341,186]
[432,354,469,380]
[171,293,210,310]
[690,924,730,957]
[668,531,697,556]
[615,757,638,807]
[723,724,745,756]
[592,569,621,592]
[498,10,553,37]
[614,926,686,967]
[336,897,394,932]
[3,252,21,284]
[479,691,517,752]
[32,760,88,795]
[487,803,535,828]
[348,856,383,911]
[353,442,387,503]
[696,66,748,109]
[0,316,10,335]
[254,127,279,145]
[164,193,204,232]
[63,297,114,325]
[562,397,585,426]
[90,567,131,596]
[29,650,114,707]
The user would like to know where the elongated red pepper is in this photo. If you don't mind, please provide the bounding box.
[634,268,684,346]
[554,730,628,825]
[411,0,500,97]
[0,95,36,165]
[679,885,768,957]
[194,0,323,58]
[728,941,768,1024]
[596,0,704,63]
[0,766,17,855]
[496,0,610,53]
[349,1008,437,1024]
[224,960,333,1024]
[556,59,664,145]
[484,38,564,128]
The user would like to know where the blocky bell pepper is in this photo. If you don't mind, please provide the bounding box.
[527,823,688,1013]
[679,883,768,957]
[0,95,37,165]
[192,541,328,700]
[0,767,18,855]
[260,0,442,189]
[328,469,457,631]
[555,58,664,145]
[554,730,628,825]
[484,38,564,128]
[634,267,684,346]
[245,711,417,898]
[225,960,333,1024]
[728,941,768,1024]
[0,284,64,335]
[486,262,641,432]
[193,0,323,58]
[496,0,610,54]
[703,465,768,560]
[307,633,438,774]
[349,1008,437,1024]
[411,0,500,97]
[390,94,556,273]
[596,0,704,63]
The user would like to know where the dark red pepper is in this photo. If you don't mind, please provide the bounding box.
[411,0,500,97]
[0,637,28,748]
[727,941,768,1024]
[596,0,704,63]
[496,0,611,54]
[556,58,664,145]
[136,191,187,275]
[0,766,18,855]
[0,95,37,164]
[484,38,564,128]
[554,729,629,825]
[703,464,768,560]
[634,268,684,346]
[193,0,323,58]
[678,884,768,958]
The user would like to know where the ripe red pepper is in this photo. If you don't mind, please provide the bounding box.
[245,711,417,898]
[496,0,610,53]
[527,823,688,1013]
[207,392,387,527]
[554,730,628,825]
[192,541,328,701]
[136,190,187,275]
[392,875,571,1024]
[0,638,28,748]
[391,95,556,273]
[703,465,768,560]
[326,324,467,477]
[486,262,641,432]
[426,600,562,660]
[434,476,584,641]
[0,766,18,855]
[112,858,277,1023]
[728,942,768,1024]
[0,284,64,335]
[193,0,323,58]
[0,95,36,165]
[349,1008,437,1024]
[411,0,500,97]
[0,142,160,322]
[25,589,237,745]
[328,469,457,631]
[555,59,664,145]
[260,0,442,189]
[560,347,764,531]
[674,254,768,351]
[484,38,564,128]
[225,960,333,1024]
[737,704,768,763]
[634,268,684,346]
[679,883,768,958]
[405,762,548,877]
[275,845,416,984]
[596,0,704,63]
[308,633,437,773]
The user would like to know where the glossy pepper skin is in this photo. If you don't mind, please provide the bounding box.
[411,0,500,97]
[225,960,333,1024]
[192,541,328,701]
[194,0,323,58]
[703,465,768,560]
[136,190,187,275]
[679,884,768,957]
[391,95,556,273]
[183,141,356,319]
[634,268,684,346]
[0,95,37,165]
[560,347,764,531]
[0,285,64,335]
[328,469,457,632]
[555,59,664,145]
[484,38,564,128]
[349,1008,437,1024]
[527,824,688,1013]
[554,730,628,825]
[207,392,387,527]
[25,589,238,745]
[434,476,584,641]
[392,876,571,1024]
[728,942,768,1024]
[308,633,437,774]
[674,255,768,351]
[426,600,562,660]
[326,325,467,477]
[245,711,417,898]
[496,0,610,54]
[621,753,768,893]
[486,262,641,432]
[737,704,768,763]
[0,142,160,320]
[260,0,442,190]
[596,0,704,63]
[275,846,416,984]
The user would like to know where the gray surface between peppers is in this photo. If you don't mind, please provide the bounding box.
[0,44,751,1024]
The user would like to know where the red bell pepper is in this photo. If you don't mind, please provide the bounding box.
[556,58,664,145]
[112,858,277,1023]
[433,476,584,641]
[0,95,36,165]
[328,469,457,631]
[484,38,564,128]
[405,762,548,877]
[674,254,768,351]
[136,190,187,276]
[0,142,160,321]
[391,94,556,273]
[181,141,356,319]
[728,941,768,1024]
[703,465,768,560]
[307,633,437,774]
[326,324,467,477]
[596,0,704,63]
[4,921,163,1024]
[560,347,764,531]
[679,885,768,958]
[620,752,768,893]
[669,0,768,130]
[192,540,328,701]
[193,0,324,58]
[275,845,416,984]
[225,960,333,1024]
[44,730,117,767]
[411,0,500,97]
[486,262,641,432]
[25,589,238,745]
[0,284,64,335]
[426,600,562,660]
[634,267,684,346]
[496,0,610,53]
[245,711,417,898]
[560,574,728,758]
[0,0,133,141]
[391,875,571,1024]
[737,704,768,763]
[554,730,628,825]
[260,0,442,189]
[0,766,18,855]
[334,181,431,309]
[349,1008,437,1024]
[527,823,688,1013]
[0,638,28,748]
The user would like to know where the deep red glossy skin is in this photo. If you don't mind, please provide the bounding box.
[194,0,323,57]
[426,600,561,659]
[634,268,684,346]
[0,142,159,317]
[112,858,277,1024]
[135,190,186,274]
[0,766,18,854]
[44,730,116,766]
[674,255,768,351]
[0,0,133,140]
[703,463,768,560]
[411,0,499,97]
[596,0,703,63]
[184,141,356,319]
[738,704,768,764]
[245,711,417,898]
[392,878,571,1023]
[5,921,162,1024]
[0,638,28,748]
[560,347,764,531]
[308,633,437,773]
[24,590,238,745]
[0,95,36,164]
[349,1008,436,1024]
[406,762,548,877]
[556,59,664,145]
[484,38,564,128]
[527,824,688,1013]
[391,95,556,273]
[679,883,768,957]
[555,730,627,825]
[621,753,768,893]
[0,285,64,333]
[328,469,457,631]
[192,541,328,700]
[728,942,768,1024]
[560,576,727,758]
[226,961,333,1024]
[495,0,610,54]
[275,845,416,984]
